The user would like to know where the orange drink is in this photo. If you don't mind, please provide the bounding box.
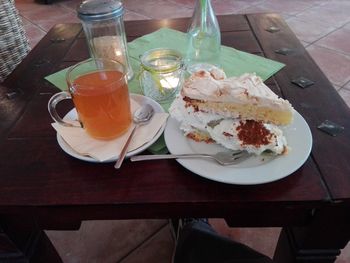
[48,58,132,140]
[72,70,131,140]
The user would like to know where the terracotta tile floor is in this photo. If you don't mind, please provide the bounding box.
[14,0,350,262]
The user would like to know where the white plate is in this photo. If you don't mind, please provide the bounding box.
[57,94,166,163]
[164,110,312,185]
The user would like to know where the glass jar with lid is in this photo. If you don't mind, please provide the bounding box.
[140,48,184,103]
[77,0,133,80]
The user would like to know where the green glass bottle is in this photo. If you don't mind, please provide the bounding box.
[186,0,221,72]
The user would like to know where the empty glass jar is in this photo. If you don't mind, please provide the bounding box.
[77,0,134,80]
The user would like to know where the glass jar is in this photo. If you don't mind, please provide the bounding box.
[186,0,221,73]
[140,48,184,103]
[77,0,133,80]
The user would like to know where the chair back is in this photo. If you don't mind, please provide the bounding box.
[0,0,30,83]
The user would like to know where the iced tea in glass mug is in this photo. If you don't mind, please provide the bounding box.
[48,58,132,140]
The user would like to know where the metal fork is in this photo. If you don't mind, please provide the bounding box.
[130,151,252,166]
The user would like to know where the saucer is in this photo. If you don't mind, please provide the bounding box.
[56,94,166,163]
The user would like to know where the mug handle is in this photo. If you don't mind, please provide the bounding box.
[48,91,81,128]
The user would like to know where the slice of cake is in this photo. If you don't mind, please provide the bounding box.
[169,68,294,155]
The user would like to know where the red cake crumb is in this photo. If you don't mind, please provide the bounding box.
[236,120,273,147]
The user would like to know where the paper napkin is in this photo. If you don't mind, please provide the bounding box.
[52,99,169,162]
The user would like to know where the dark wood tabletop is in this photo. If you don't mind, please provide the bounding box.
[0,14,349,263]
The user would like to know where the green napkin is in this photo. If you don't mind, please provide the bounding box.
[46,67,69,91]
[127,28,284,86]
[45,27,285,154]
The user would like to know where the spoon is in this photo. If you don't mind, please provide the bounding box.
[114,104,154,169]
[130,150,252,166]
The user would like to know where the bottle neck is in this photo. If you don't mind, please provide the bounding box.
[194,0,215,31]
[200,0,207,29]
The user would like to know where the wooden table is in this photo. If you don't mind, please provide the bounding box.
[1,14,350,263]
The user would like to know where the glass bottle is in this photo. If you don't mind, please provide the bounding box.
[77,0,134,80]
[186,0,221,72]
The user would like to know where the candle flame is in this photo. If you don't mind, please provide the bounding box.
[160,76,179,89]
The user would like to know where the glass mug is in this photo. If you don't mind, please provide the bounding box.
[48,58,132,140]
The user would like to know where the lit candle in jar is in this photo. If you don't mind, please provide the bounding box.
[140,48,184,102]
[160,76,180,89]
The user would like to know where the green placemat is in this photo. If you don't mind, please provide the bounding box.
[127,28,284,86]
[45,27,285,154]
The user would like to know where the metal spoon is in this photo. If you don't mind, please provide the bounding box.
[114,104,154,169]
[130,150,252,166]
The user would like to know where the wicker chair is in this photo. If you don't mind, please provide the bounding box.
[0,0,30,83]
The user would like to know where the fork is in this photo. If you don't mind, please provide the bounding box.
[130,151,252,166]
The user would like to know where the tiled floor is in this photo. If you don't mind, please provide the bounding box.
[13,0,350,262]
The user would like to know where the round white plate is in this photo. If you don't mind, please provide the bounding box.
[164,110,312,185]
[57,94,166,163]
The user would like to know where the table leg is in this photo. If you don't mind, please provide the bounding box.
[274,205,350,263]
[0,216,63,263]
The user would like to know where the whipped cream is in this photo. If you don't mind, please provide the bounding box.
[170,94,222,134]
[169,67,291,155]
[208,119,287,155]
[169,95,287,155]
[182,69,293,112]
